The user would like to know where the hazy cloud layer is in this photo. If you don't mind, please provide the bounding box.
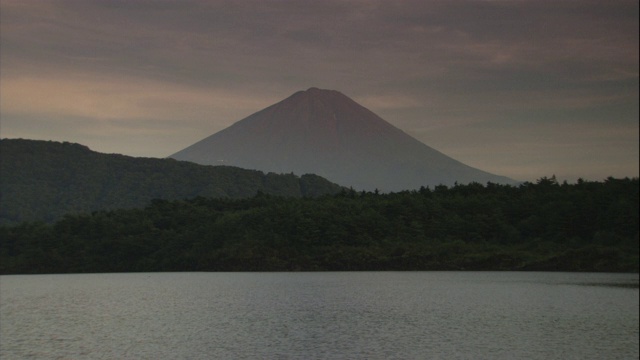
[1,0,638,181]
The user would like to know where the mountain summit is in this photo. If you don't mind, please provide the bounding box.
[170,88,515,191]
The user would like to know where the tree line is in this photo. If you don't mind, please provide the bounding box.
[1,177,637,274]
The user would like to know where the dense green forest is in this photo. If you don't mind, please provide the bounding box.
[1,177,637,274]
[0,139,343,225]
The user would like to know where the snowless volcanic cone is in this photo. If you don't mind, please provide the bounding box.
[170,87,515,191]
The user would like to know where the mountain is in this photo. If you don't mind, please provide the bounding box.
[170,88,515,191]
[0,139,344,224]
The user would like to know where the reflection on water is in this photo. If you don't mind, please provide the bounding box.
[1,272,638,359]
[577,282,639,289]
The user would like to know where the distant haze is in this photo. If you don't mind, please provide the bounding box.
[1,1,638,182]
[171,88,515,191]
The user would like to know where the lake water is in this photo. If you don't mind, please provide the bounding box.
[1,272,638,359]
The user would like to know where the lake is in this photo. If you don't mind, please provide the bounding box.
[1,272,638,359]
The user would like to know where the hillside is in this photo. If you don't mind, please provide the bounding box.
[171,88,516,191]
[0,139,344,224]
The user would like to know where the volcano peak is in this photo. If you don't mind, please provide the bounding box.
[170,89,514,191]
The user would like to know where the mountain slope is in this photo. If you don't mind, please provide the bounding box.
[0,139,344,224]
[170,88,515,191]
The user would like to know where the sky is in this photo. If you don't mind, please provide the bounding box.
[1,0,638,183]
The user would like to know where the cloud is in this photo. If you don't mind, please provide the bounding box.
[355,94,423,110]
[3,0,637,93]
[0,72,277,122]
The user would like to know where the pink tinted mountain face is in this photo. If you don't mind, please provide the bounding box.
[170,88,514,191]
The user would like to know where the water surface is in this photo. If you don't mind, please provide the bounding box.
[1,272,638,359]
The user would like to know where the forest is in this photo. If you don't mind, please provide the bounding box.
[1,177,637,274]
